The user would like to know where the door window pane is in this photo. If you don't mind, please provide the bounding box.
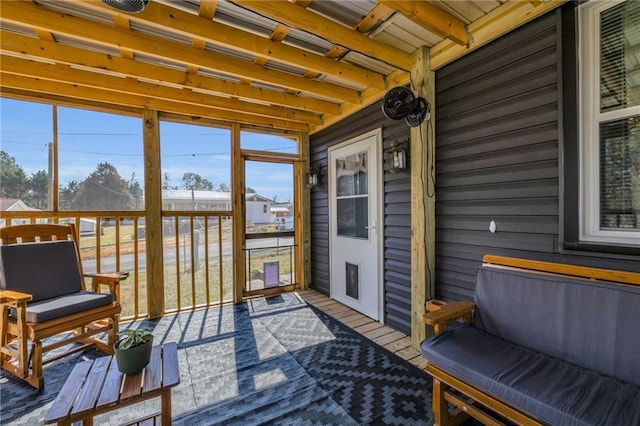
[337,197,368,238]
[336,152,368,197]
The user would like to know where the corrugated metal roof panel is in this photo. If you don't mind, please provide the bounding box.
[129,20,193,45]
[372,15,442,52]
[54,34,122,57]
[318,74,366,92]
[37,0,114,25]
[197,68,243,83]
[307,0,376,28]
[214,1,277,38]
[135,53,188,72]
[283,28,333,55]
[263,60,306,77]
[204,42,256,63]
[341,51,396,76]
[0,22,37,38]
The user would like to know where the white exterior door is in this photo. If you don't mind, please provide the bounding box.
[329,130,382,320]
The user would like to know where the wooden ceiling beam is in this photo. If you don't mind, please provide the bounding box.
[0,31,339,115]
[76,0,385,90]
[233,0,411,71]
[356,4,396,34]
[0,55,323,125]
[0,72,309,132]
[0,1,361,103]
[378,1,469,46]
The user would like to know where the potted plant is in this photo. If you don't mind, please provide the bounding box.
[113,328,154,375]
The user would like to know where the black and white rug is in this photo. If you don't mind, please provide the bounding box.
[0,293,433,425]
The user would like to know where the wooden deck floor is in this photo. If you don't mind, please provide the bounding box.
[296,289,427,371]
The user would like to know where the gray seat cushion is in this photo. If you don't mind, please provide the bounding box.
[0,240,83,301]
[421,324,640,426]
[23,291,114,323]
[473,267,640,387]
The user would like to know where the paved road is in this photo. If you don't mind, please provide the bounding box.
[83,236,294,273]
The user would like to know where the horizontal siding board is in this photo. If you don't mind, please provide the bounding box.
[438,161,559,188]
[436,178,559,202]
[438,104,558,146]
[437,199,559,216]
[438,85,558,133]
[437,123,558,160]
[438,216,559,234]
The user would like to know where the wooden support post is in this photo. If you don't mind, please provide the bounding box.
[231,123,245,303]
[143,109,164,318]
[410,46,436,350]
[299,133,311,290]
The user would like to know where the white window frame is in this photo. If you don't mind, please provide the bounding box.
[579,0,640,246]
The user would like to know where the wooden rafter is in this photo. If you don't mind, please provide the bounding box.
[198,0,219,19]
[75,0,385,90]
[233,0,412,71]
[0,31,340,115]
[356,4,396,34]
[0,1,361,104]
[0,55,322,125]
[0,72,309,132]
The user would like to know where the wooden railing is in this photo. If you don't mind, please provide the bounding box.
[1,210,233,320]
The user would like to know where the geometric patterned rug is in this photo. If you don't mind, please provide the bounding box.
[0,293,433,425]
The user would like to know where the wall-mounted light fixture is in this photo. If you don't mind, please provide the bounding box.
[384,141,408,174]
[306,165,322,189]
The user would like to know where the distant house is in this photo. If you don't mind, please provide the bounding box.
[245,193,273,225]
[162,190,273,225]
[0,199,39,227]
[162,189,232,211]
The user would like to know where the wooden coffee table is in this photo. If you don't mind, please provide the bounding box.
[44,342,179,426]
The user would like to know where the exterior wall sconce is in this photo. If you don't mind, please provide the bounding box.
[306,166,322,189]
[384,141,408,174]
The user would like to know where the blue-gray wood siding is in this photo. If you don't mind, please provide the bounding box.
[309,102,412,334]
[435,6,639,302]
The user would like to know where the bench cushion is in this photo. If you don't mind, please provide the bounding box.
[421,325,640,426]
[473,267,640,386]
[0,240,83,301]
[23,291,114,323]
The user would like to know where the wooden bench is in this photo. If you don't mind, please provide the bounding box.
[421,255,640,425]
[0,224,123,389]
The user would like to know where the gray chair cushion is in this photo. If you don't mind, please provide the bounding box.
[473,267,640,386]
[421,325,640,426]
[23,291,114,323]
[0,240,83,301]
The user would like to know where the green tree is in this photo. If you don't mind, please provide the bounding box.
[182,172,213,190]
[59,180,80,210]
[71,162,134,210]
[127,173,144,209]
[27,170,49,209]
[0,151,29,200]
[217,182,230,192]
[246,186,256,194]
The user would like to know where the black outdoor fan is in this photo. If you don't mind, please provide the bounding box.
[101,0,149,13]
[382,86,430,128]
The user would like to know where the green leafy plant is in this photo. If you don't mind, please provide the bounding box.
[115,328,153,350]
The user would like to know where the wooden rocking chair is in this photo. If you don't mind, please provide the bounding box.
[0,223,123,389]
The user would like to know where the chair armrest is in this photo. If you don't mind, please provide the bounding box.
[84,272,128,299]
[422,300,475,335]
[0,290,32,304]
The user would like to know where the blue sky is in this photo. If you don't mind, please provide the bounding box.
[0,97,295,202]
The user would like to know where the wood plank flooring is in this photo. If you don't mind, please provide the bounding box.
[296,290,428,370]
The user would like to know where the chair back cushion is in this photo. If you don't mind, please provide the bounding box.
[473,266,640,386]
[0,240,84,301]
